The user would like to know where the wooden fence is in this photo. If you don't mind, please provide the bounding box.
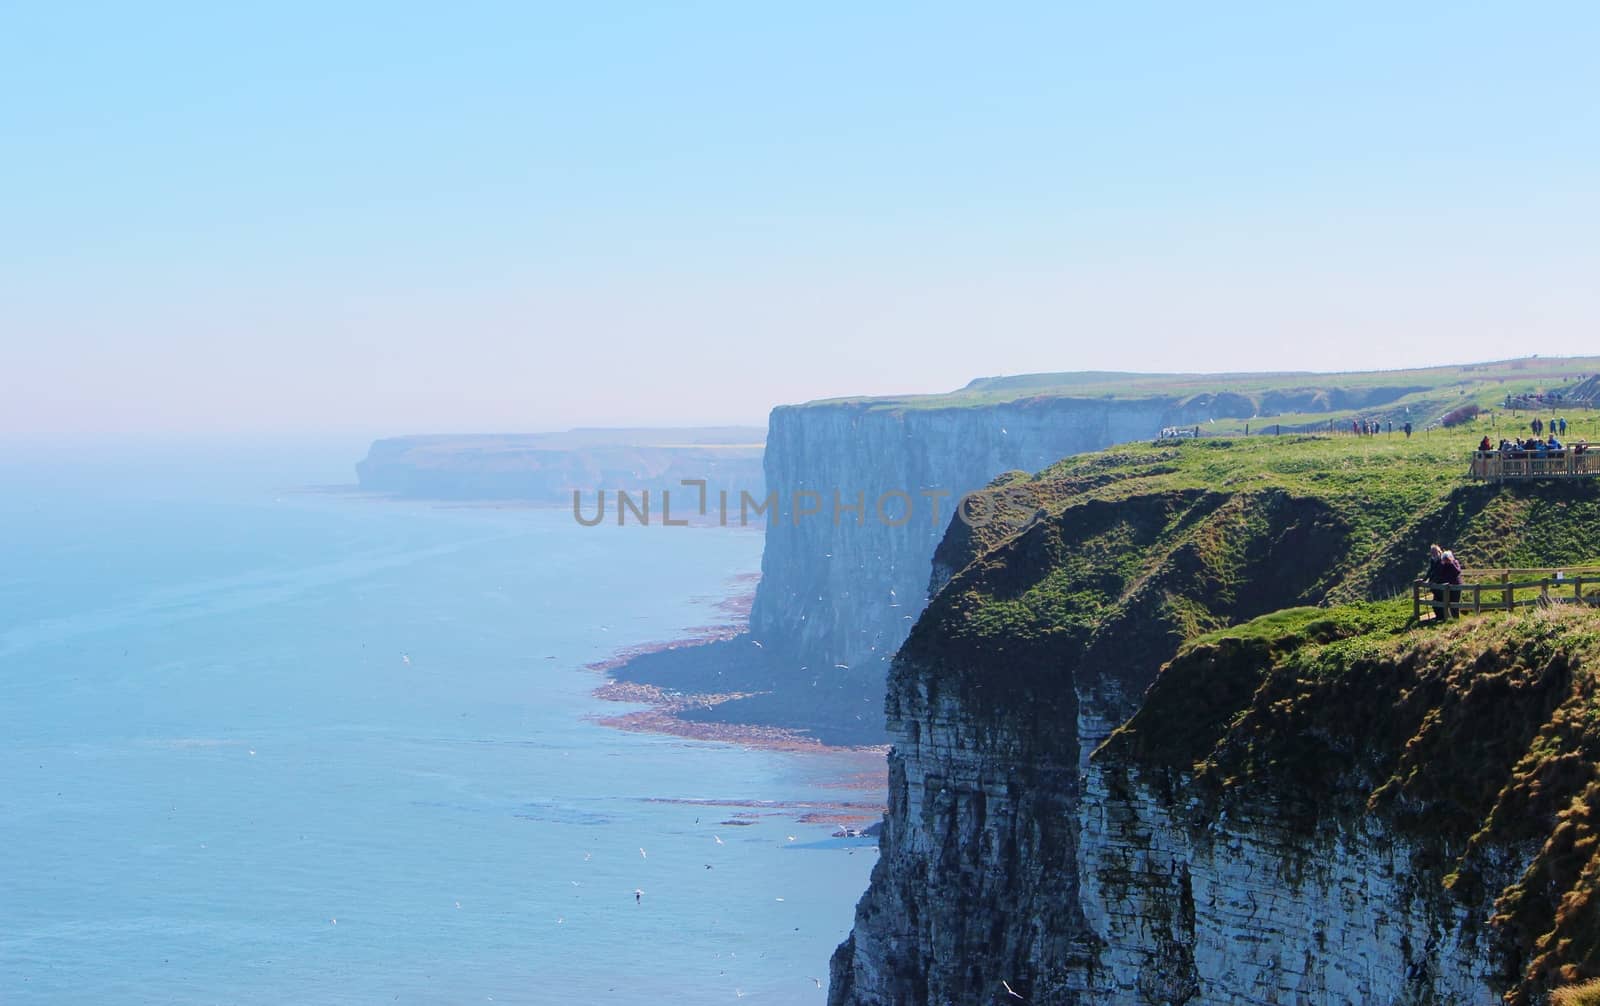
[1469,449,1600,481]
[1414,566,1600,619]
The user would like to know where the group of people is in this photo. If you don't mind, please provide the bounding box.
[1507,391,1581,410]
[1479,434,1588,456]
[1426,544,1464,620]
[1531,416,1570,437]
[1350,419,1410,436]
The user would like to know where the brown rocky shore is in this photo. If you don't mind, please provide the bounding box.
[587,573,890,767]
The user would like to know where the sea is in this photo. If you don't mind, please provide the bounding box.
[0,437,881,1005]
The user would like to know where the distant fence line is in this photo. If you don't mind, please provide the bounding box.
[1414,566,1600,619]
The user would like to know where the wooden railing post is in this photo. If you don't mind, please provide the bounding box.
[1475,449,1600,480]
[1415,568,1600,619]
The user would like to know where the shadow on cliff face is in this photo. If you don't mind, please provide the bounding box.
[605,634,788,695]
[604,634,892,748]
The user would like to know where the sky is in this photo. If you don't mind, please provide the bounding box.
[2,2,1597,435]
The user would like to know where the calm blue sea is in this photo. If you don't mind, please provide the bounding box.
[0,438,879,1004]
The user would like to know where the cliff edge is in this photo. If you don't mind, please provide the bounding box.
[830,434,1600,1005]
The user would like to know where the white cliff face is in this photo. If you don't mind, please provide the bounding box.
[1073,756,1507,1006]
[354,431,766,502]
[833,668,1517,1006]
[750,399,1179,678]
[831,681,1092,1006]
[1059,619,1572,1006]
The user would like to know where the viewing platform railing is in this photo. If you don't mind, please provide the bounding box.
[1414,566,1600,620]
[1470,449,1600,481]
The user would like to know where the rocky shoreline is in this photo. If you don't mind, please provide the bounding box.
[587,574,891,766]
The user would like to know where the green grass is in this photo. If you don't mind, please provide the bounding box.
[1186,599,1415,651]
[909,434,1600,720]
[957,430,1600,587]
[802,355,1600,421]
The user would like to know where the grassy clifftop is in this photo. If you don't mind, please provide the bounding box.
[915,431,1600,711]
[1104,604,1600,1002]
[933,425,1600,589]
[807,356,1600,431]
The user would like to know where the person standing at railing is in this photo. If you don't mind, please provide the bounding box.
[1427,545,1456,620]
[1480,435,1493,452]
[1441,549,1463,618]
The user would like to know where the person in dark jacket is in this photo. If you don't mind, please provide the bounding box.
[1433,543,1459,617]
[1441,549,1464,618]
[1426,545,1464,620]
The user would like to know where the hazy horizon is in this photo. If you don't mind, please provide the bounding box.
[5,4,1596,435]
[3,351,1595,443]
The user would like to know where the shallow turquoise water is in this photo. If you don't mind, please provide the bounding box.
[0,440,879,1004]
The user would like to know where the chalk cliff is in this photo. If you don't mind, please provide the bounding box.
[719,371,1464,742]
[354,428,765,504]
[829,438,1600,1004]
[735,397,1186,739]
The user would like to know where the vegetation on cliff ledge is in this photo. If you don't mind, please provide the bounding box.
[1104,604,1600,1002]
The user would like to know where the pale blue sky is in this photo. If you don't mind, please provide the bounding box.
[3,2,1596,434]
